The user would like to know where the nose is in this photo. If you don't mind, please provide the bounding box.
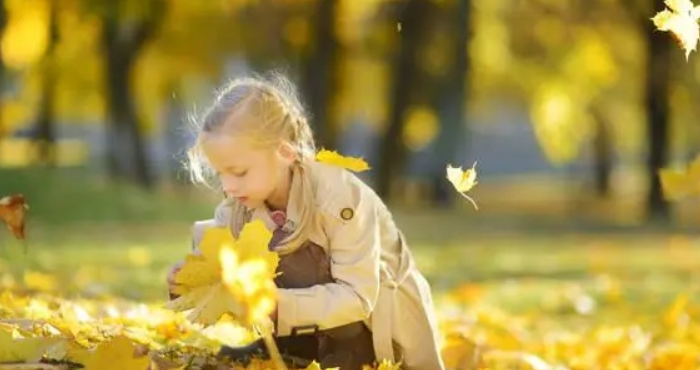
[220,175,242,196]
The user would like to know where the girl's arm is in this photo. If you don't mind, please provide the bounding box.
[274,186,382,337]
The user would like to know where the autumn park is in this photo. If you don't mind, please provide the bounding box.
[2,0,700,369]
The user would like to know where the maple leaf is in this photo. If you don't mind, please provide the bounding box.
[70,335,151,370]
[0,194,29,241]
[658,153,700,200]
[652,0,700,59]
[315,149,371,172]
[165,220,277,328]
[446,162,479,210]
[0,326,63,363]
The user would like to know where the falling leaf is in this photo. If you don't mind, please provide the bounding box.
[446,162,479,210]
[165,220,277,328]
[315,149,371,172]
[70,335,151,370]
[0,194,29,240]
[651,0,700,59]
[658,154,700,200]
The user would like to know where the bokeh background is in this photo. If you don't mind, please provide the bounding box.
[0,0,699,324]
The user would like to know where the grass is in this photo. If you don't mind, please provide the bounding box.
[2,167,700,327]
[6,168,700,369]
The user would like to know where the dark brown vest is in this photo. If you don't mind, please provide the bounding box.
[269,211,376,370]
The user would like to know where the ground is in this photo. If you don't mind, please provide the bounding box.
[2,168,700,369]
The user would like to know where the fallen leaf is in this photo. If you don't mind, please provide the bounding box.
[446,162,479,210]
[315,149,370,172]
[70,335,151,370]
[0,194,29,240]
[652,0,700,59]
[0,326,63,363]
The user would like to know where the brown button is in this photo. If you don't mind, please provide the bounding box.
[340,208,354,220]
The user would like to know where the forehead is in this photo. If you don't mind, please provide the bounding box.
[201,133,270,169]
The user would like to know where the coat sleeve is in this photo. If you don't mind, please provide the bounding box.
[191,200,232,251]
[275,184,382,336]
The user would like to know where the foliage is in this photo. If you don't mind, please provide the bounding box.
[445,162,479,210]
[0,267,699,369]
[0,194,28,240]
[315,149,371,172]
[166,221,278,329]
[652,0,700,59]
[658,152,700,200]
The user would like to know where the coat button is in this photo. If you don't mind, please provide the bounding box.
[340,207,354,220]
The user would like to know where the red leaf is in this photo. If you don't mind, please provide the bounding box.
[0,194,29,240]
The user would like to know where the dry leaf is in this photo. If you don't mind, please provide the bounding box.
[0,327,63,363]
[70,335,151,370]
[658,154,700,200]
[165,220,277,328]
[0,194,29,240]
[446,162,479,210]
[652,0,700,59]
[315,149,370,172]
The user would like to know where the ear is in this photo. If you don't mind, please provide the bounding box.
[277,142,297,164]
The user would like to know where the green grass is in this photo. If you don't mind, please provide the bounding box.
[2,221,699,325]
[0,167,217,224]
[2,167,700,327]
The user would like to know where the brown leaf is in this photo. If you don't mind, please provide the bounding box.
[0,194,29,240]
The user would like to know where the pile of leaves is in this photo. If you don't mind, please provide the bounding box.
[2,276,700,370]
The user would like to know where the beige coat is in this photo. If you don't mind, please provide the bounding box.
[191,161,446,370]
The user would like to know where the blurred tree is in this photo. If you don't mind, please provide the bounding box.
[0,0,8,159]
[591,105,612,196]
[376,0,435,199]
[80,0,167,188]
[641,0,673,221]
[300,0,339,149]
[431,0,473,206]
[33,0,58,165]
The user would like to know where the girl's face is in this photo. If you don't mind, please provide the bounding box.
[202,132,295,210]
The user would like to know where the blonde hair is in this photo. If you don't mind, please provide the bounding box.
[186,72,317,254]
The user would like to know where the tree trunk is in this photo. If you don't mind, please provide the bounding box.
[591,107,612,197]
[0,0,8,156]
[376,0,431,199]
[35,0,59,166]
[302,0,338,149]
[101,0,166,188]
[104,45,152,187]
[644,0,672,221]
[432,0,472,207]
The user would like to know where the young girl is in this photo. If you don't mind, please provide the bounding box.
[168,73,446,370]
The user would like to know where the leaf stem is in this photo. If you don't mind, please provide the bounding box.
[257,319,287,370]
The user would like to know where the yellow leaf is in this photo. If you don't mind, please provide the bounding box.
[658,153,700,200]
[446,162,479,210]
[316,149,371,172]
[71,335,151,370]
[166,220,277,328]
[303,361,325,370]
[219,221,278,326]
[0,327,63,363]
[652,0,700,59]
[170,227,236,296]
[376,359,402,370]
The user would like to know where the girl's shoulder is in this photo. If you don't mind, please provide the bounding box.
[307,161,383,223]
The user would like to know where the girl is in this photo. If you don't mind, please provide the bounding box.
[168,73,446,370]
